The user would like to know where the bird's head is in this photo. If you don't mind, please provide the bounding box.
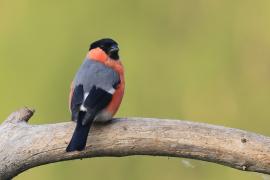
[89,38,119,60]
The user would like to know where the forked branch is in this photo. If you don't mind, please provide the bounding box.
[0,108,270,179]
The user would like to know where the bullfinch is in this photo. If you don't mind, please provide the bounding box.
[66,38,125,152]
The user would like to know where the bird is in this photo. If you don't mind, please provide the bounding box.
[66,38,125,152]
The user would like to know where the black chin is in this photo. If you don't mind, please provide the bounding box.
[109,52,119,60]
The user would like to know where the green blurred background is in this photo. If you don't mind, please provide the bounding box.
[0,0,270,179]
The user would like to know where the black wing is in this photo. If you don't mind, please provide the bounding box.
[70,85,84,121]
[82,85,113,125]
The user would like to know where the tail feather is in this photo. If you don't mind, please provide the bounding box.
[66,111,94,152]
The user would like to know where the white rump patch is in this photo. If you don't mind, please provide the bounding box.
[80,105,87,111]
[79,92,89,111]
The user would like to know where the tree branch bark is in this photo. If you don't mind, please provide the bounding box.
[0,108,270,179]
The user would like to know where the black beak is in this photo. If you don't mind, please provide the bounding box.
[109,45,119,53]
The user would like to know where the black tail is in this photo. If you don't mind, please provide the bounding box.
[66,111,94,152]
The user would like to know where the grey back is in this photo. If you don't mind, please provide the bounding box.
[73,59,120,92]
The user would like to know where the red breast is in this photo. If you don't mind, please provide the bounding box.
[87,48,125,116]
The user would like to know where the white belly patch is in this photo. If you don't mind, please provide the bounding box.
[94,110,113,122]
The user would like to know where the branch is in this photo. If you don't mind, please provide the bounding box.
[0,108,270,179]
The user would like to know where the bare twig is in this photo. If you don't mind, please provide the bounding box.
[0,108,270,179]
